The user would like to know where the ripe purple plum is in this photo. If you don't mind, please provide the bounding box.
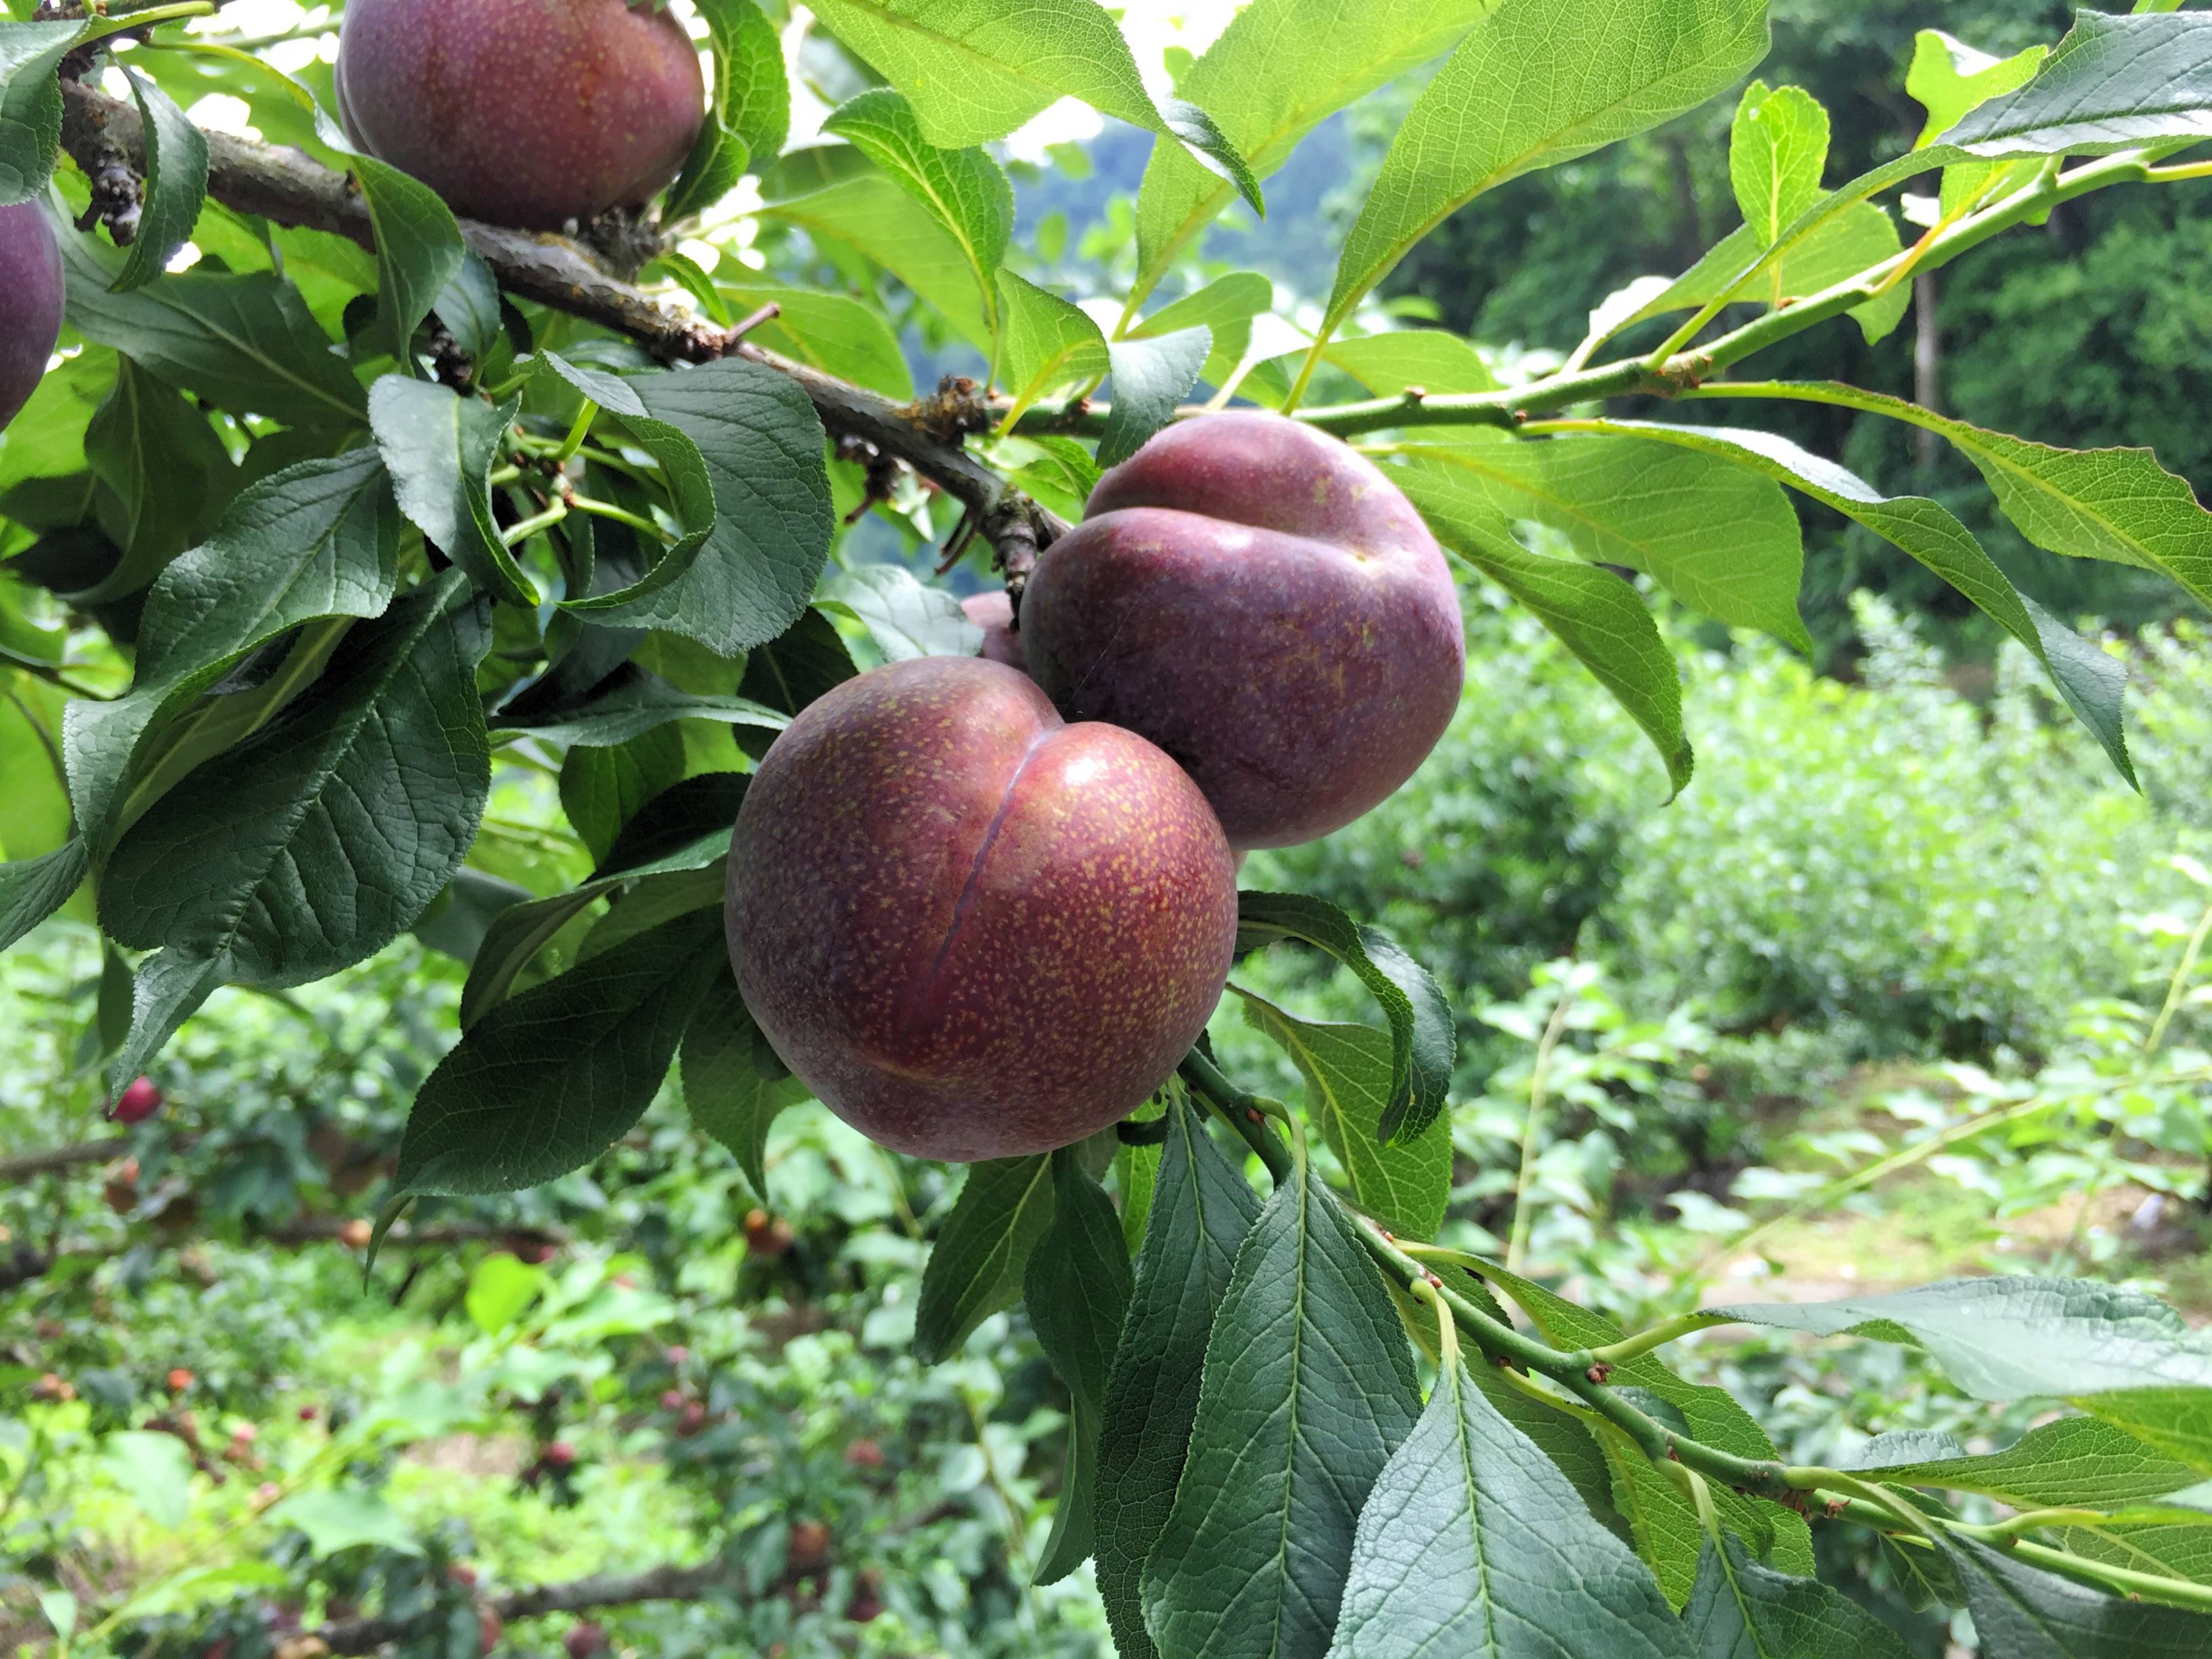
[1021,412,1465,849]
[335,0,705,231]
[962,590,1025,671]
[726,657,1236,1161]
[0,203,62,434]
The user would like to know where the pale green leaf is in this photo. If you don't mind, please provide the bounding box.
[1730,81,1829,249]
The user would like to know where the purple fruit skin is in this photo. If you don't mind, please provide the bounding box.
[335,0,705,231]
[726,657,1237,1162]
[1021,411,1466,850]
[962,590,1026,672]
[0,203,62,434]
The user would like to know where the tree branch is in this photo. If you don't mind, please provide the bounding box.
[317,1561,733,1654]
[54,79,1064,571]
[0,1136,131,1183]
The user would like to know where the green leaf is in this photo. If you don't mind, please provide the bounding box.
[0,21,91,203]
[1941,1536,2212,1652]
[914,1154,1057,1364]
[1711,1277,2212,1400]
[1234,891,1456,1146]
[464,1252,546,1335]
[0,344,115,493]
[1469,1259,1812,1606]
[997,271,1109,424]
[1940,12,2212,157]
[1097,327,1210,469]
[369,377,534,604]
[1233,987,1450,1240]
[2078,1390,2212,1475]
[716,282,914,398]
[1626,203,1909,344]
[1906,30,2048,218]
[817,565,983,661]
[0,840,83,952]
[1325,1351,1686,1659]
[1157,96,1265,216]
[759,173,991,349]
[112,67,209,293]
[823,88,1012,341]
[1551,418,2135,786]
[59,449,400,853]
[495,673,789,747]
[1390,457,1690,793]
[682,968,806,1202]
[1143,1160,1420,1659]
[560,727,687,863]
[666,0,783,221]
[60,225,369,430]
[432,250,503,362]
[78,356,236,602]
[100,1430,194,1529]
[1397,435,1811,651]
[1685,1536,1912,1658]
[532,353,718,610]
[396,909,726,1195]
[1000,433,1102,521]
[1323,0,1769,338]
[739,607,859,724]
[267,1488,423,1560]
[350,150,467,370]
[1130,1,1502,297]
[1025,1150,1136,1584]
[1730,82,1828,253]
[591,359,835,655]
[807,0,1260,201]
[1094,1097,1262,1659]
[102,577,488,1082]
[1851,1417,2205,1509]
[1242,328,1504,406]
[457,823,733,1029]
[1129,269,1273,386]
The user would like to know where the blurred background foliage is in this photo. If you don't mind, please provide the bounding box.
[9,1,2212,1656]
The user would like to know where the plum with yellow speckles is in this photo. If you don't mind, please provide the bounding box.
[962,590,1025,672]
[726,656,1237,1162]
[335,0,705,232]
[1021,411,1465,849]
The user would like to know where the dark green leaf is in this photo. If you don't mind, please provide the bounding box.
[682,968,806,1202]
[369,377,535,606]
[1941,1536,2212,1653]
[560,726,687,863]
[78,356,236,602]
[351,151,467,369]
[1940,12,2212,157]
[1094,1097,1262,1659]
[60,224,369,429]
[493,672,787,747]
[739,605,859,718]
[1143,1160,1419,1659]
[592,359,834,655]
[396,908,726,1195]
[1684,1536,1911,1658]
[0,22,87,203]
[432,250,503,361]
[1097,327,1210,469]
[112,67,209,293]
[915,1155,1057,1365]
[1326,1351,1686,1658]
[0,839,88,952]
[1234,891,1456,1146]
[1025,1150,1136,1584]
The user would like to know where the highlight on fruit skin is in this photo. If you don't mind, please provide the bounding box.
[1023,410,1467,851]
[725,655,1238,1163]
[0,201,63,436]
[334,0,706,232]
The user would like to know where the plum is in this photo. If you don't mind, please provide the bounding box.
[1021,411,1465,849]
[335,0,705,231]
[0,203,62,434]
[726,657,1236,1161]
[962,589,1025,671]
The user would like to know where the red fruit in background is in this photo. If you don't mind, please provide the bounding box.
[664,1345,688,1366]
[676,1399,709,1436]
[478,1605,504,1656]
[335,0,705,231]
[726,657,1237,1162]
[563,1622,608,1659]
[253,1481,282,1508]
[544,1441,576,1469]
[962,590,1025,672]
[166,1368,194,1393]
[1023,411,1467,849]
[450,1564,480,1589]
[0,201,61,435]
[743,1210,794,1258]
[843,1439,885,1470]
[337,1218,373,1250]
[110,1076,164,1124]
[299,1404,319,1421]
[660,1389,686,1412]
[30,1372,70,1403]
[789,1519,832,1570]
[846,1592,884,1624]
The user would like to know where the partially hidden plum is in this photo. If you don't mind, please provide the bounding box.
[0,202,62,434]
[1021,411,1465,850]
[962,590,1025,671]
[726,657,1236,1162]
[335,0,705,231]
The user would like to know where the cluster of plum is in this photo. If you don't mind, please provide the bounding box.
[728,415,1466,1162]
